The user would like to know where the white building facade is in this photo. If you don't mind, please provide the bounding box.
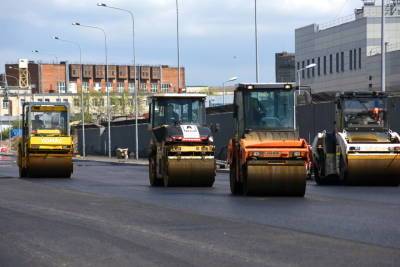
[295,1,400,93]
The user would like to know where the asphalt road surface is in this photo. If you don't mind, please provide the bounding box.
[1,155,399,266]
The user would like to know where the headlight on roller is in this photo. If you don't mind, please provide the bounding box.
[208,136,214,143]
[292,151,301,157]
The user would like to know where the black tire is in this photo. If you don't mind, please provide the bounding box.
[230,163,243,195]
[149,157,162,187]
[19,167,27,178]
[313,165,326,185]
[339,155,347,183]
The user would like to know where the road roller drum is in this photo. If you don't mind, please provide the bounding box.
[345,154,400,185]
[27,155,73,178]
[165,157,215,187]
[244,161,306,196]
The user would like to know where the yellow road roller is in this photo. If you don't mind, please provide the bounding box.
[227,83,311,196]
[17,102,73,178]
[312,92,400,185]
[148,94,216,187]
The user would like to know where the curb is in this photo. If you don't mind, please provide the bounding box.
[73,157,230,173]
[73,158,148,167]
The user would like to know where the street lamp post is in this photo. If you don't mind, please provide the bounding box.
[53,36,86,158]
[222,77,238,105]
[176,0,181,92]
[32,50,61,100]
[72,22,111,158]
[96,3,139,160]
[296,63,316,94]
[254,0,259,83]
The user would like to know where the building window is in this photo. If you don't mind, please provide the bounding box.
[20,99,25,106]
[140,83,147,91]
[117,82,124,93]
[329,54,333,74]
[349,50,353,70]
[74,98,80,107]
[57,81,66,93]
[336,53,339,73]
[317,57,321,76]
[129,83,135,93]
[354,49,357,70]
[56,98,61,102]
[72,69,77,76]
[82,82,89,92]
[2,100,9,109]
[306,59,310,78]
[161,83,169,93]
[359,48,362,69]
[37,98,43,102]
[106,82,112,90]
[63,99,68,103]
[45,98,50,102]
[323,56,327,75]
[151,83,158,93]
[301,61,305,79]
[341,52,345,72]
[311,58,315,77]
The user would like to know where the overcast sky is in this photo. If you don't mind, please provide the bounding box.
[0,0,365,85]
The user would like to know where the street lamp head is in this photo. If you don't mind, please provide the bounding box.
[97,3,107,7]
[53,36,60,40]
[229,77,238,82]
[306,63,317,69]
[72,22,81,26]
[32,50,39,53]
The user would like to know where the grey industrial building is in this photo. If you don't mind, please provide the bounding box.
[295,0,400,93]
[275,52,296,83]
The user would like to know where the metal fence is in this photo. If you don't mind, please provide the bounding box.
[76,97,400,160]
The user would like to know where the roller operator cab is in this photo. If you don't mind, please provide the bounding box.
[148,94,216,187]
[228,83,311,196]
[312,92,400,185]
[17,102,74,178]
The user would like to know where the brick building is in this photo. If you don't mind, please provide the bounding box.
[5,62,185,95]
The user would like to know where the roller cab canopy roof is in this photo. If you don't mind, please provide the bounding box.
[149,93,207,100]
[24,102,70,111]
[236,83,296,91]
[338,91,387,99]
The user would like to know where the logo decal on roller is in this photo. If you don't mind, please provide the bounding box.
[180,125,200,139]
[41,138,61,143]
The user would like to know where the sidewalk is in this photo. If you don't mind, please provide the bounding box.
[74,155,148,166]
